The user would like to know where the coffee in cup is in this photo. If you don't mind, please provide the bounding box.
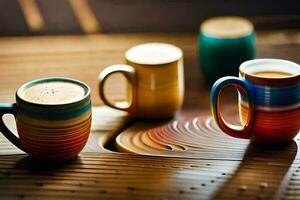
[252,71,293,78]
[210,59,300,143]
[0,77,92,161]
[20,81,86,104]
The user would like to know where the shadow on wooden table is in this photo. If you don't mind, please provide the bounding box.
[14,155,84,172]
[0,156,90,198]
[2,154,189,199]
[212,141,298,200]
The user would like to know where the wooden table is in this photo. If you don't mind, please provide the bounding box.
[0,30,299,200]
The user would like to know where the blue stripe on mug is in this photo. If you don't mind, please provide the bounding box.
[240,79,300,106]
[18,100,92,120]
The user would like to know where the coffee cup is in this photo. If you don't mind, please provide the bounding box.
[0,77,92,161]
[210,59,300,143]
[198,16,256,85]
[99,43,184,119]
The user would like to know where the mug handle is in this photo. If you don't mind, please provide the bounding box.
[0,103,25,151]
[99,64,136,114]
[210,76,255,139]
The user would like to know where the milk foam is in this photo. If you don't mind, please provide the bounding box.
[125,43,182,65]
[20,81,86,105]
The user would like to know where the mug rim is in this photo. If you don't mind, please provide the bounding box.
[16,77,91,107]
[239,58,300,86]
[200,16,254,39]
[125,42,183,66]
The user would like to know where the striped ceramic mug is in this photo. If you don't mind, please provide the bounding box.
[211,59,300,143]
[0,77,92,161]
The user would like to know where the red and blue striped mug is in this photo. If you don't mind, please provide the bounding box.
[211,59,300,143]
[0,77,92,161]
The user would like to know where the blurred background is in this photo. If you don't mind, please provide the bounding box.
[0,0,299,109]
[1,0,300,35]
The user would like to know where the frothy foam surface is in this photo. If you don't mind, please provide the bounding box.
[20,81,86,105]
[125,43,182,65]
[201,16,253,38]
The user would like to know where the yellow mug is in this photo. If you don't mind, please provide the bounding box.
[99,43,184,119]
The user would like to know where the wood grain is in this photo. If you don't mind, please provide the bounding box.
[0,30,299,110]
[0,30,299,199]
[0,149,299,200]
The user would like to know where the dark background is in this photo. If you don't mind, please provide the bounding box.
[0,0,300,35]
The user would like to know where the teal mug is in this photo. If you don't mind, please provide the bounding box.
[198,16,256,85]
[0,77,92,161]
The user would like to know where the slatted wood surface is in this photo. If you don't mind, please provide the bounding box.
[0,31,300,199]
[0,30,299,109]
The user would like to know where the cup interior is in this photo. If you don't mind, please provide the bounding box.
[240,59,300,78]
[125,43,183,65]
[17,77,90,106]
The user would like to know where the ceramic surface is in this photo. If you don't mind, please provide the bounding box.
[211,59,300,143]
[0,77,92,161]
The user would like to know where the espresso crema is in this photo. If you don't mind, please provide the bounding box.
[20,81,86,105]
